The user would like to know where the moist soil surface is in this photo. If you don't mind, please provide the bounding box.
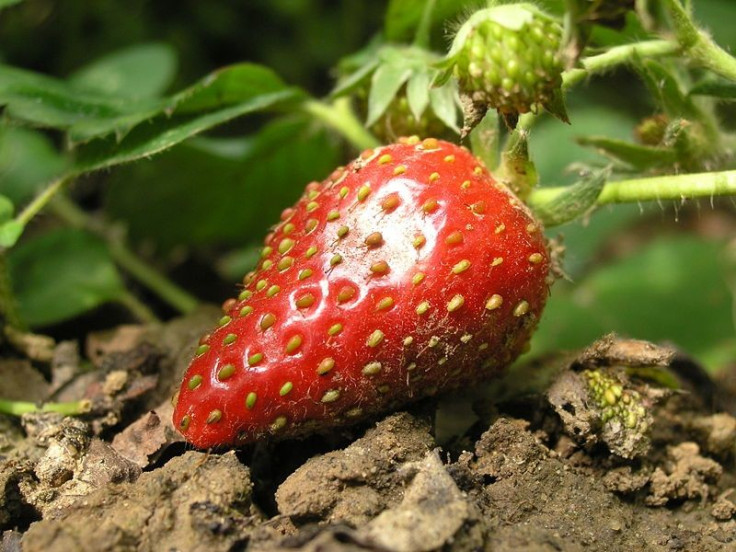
[1,309,735,552]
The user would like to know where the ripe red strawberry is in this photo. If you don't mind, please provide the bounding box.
[172,137,551,449]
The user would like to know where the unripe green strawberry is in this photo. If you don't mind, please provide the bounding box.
[443,3,568,129]
[368,87,453,143]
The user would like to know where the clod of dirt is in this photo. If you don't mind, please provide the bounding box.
[21,451,262,552]
[0,459,37,530]
[23,415,90,489]
[359,450,482,552]
[711,490,736,521]
[646,442,723,506]
[111,400,183,469]
[267,524,382,552]
[275,412,435,526]
[687,413,736,459]
[16,414,140,518]
[575,334,677,368]
[472,417,548,480]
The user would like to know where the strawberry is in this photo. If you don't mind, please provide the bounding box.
[172,137,551,449]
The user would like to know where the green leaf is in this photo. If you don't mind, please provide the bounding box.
[0,62,299,145]
[406,70,431,121]
[104,116,341,250]
[366,62,413,126]
[531,236,736,372]
[0,221,24,248]
[332,58,380,98]
[689,76,736,99]
[69,43,178,99]
[170,63,297,113]
[0,63,164,144]
[0,196,13,223]
[531,166,610,227]
[0,127,69,204]
[0,0,22,9]
[428,81,459,132]
[73,87,300,173]
[7,228,126,326]
[576,136,677,170]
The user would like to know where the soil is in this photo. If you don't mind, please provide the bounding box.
[1,310,735,552]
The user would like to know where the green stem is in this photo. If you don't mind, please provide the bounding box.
[51,195,199,315]
[116,291,160,324]
[303,98,380,150]
[529,170,736,208]
[413,0,437,49]
[562,39,681,90]
[0,398,91,416]
[660,0,736,81]
[12,175,71,231]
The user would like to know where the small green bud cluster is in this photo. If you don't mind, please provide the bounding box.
[448,4,566,126]
[584,369,647,430]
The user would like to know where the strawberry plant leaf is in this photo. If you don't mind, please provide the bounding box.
[0,221,24,248]
[428,81,459,132]
[0,127,69,204]
[0,63,161,142]
[104,116,340,249]
[7,228,126,326]
[689,75,736,99]
[576,136,677,170]
[366,62,413,126]
[532,166,610,227]
[72,87,300,173]
[406,70,431,121]
[169,63,296,113]
[69,43,177,99]
[0,62,299,146]
[332,57,380,98]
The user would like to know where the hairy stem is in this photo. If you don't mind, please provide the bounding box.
[303,98,381,151]
[660,0,736,81]
[51,195,199,315]
[562,39,681,90]
[529,170,736,210]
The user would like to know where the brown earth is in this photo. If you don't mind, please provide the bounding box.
[1,311,735,552]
